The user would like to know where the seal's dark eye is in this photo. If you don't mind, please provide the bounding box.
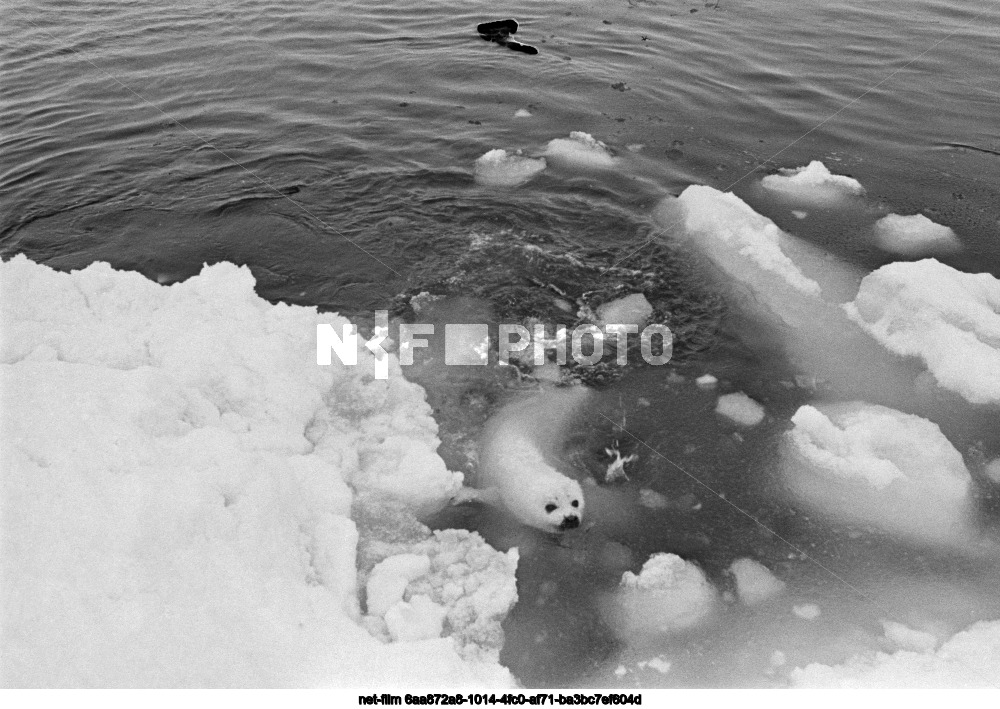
[545,503,557,513]
[571,500,579,508]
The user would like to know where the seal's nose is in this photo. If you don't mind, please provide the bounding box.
[559,515,580,530]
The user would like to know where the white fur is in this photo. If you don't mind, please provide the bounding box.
[477,388,589,533]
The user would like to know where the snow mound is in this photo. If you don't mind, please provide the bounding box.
[791,620,1000,687]
[473,149,546,187]
[0,256,509,688]
[606,553,717,639]
[844,259,1000,405]
[728,558,785,606]
[543,131,618,169]
[783,402,973,546]
[664,186,823,298]
[874,213,961,257]
[715,392,765,427]
[760,161,866,203]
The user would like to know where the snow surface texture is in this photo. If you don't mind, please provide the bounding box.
[543,132,618,169]
[760,161,866,204]
[715,392,765,427]
[728,558,785,606]
[783,402,973,547]
[874,213,961,257]
[844,259,1000,406]
[605,553,717,640]
[792,620,1000,688]
[473,149,546,187]
[0,256,515,688]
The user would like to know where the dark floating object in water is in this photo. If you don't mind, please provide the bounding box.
[477,18,538,55]
[477,18,518,36]
[505,40,538,55]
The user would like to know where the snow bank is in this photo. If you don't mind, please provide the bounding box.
[844,259,1000,405]
[783,402,973,546]
[791,620,1000,687]
[543,132,618,169]
[874,213,961,257]
[715,392,765,427]
[604,553,717,639]
[0,256,513,688]
[728,558,785,606]
[760,161,866,204]
[474,149,546,187]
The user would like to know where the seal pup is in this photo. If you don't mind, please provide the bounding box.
[475,386,591,533]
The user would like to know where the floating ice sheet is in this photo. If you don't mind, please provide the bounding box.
[844,259,1000,406]
[761,160,866,204]
[874,213,961,257]
[544,131,618,169]
[474,149,546,187]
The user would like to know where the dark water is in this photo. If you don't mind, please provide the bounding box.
[3,0,1000,688]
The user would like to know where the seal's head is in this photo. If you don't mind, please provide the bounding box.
[512,474,584,533]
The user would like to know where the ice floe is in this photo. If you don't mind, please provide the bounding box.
[0,255,514,687]
[543,131,618,169]
[760,160,866,204]
[596,293,653,327]
[474,148,546,187]
[844,259,1000,406]
[660,186,823,301]
[728,558,785,606]
[604,553,717,639]
[715,392,766,427]
[874,213,961,257]
[783,402,973,547]
[695,373,718,389]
